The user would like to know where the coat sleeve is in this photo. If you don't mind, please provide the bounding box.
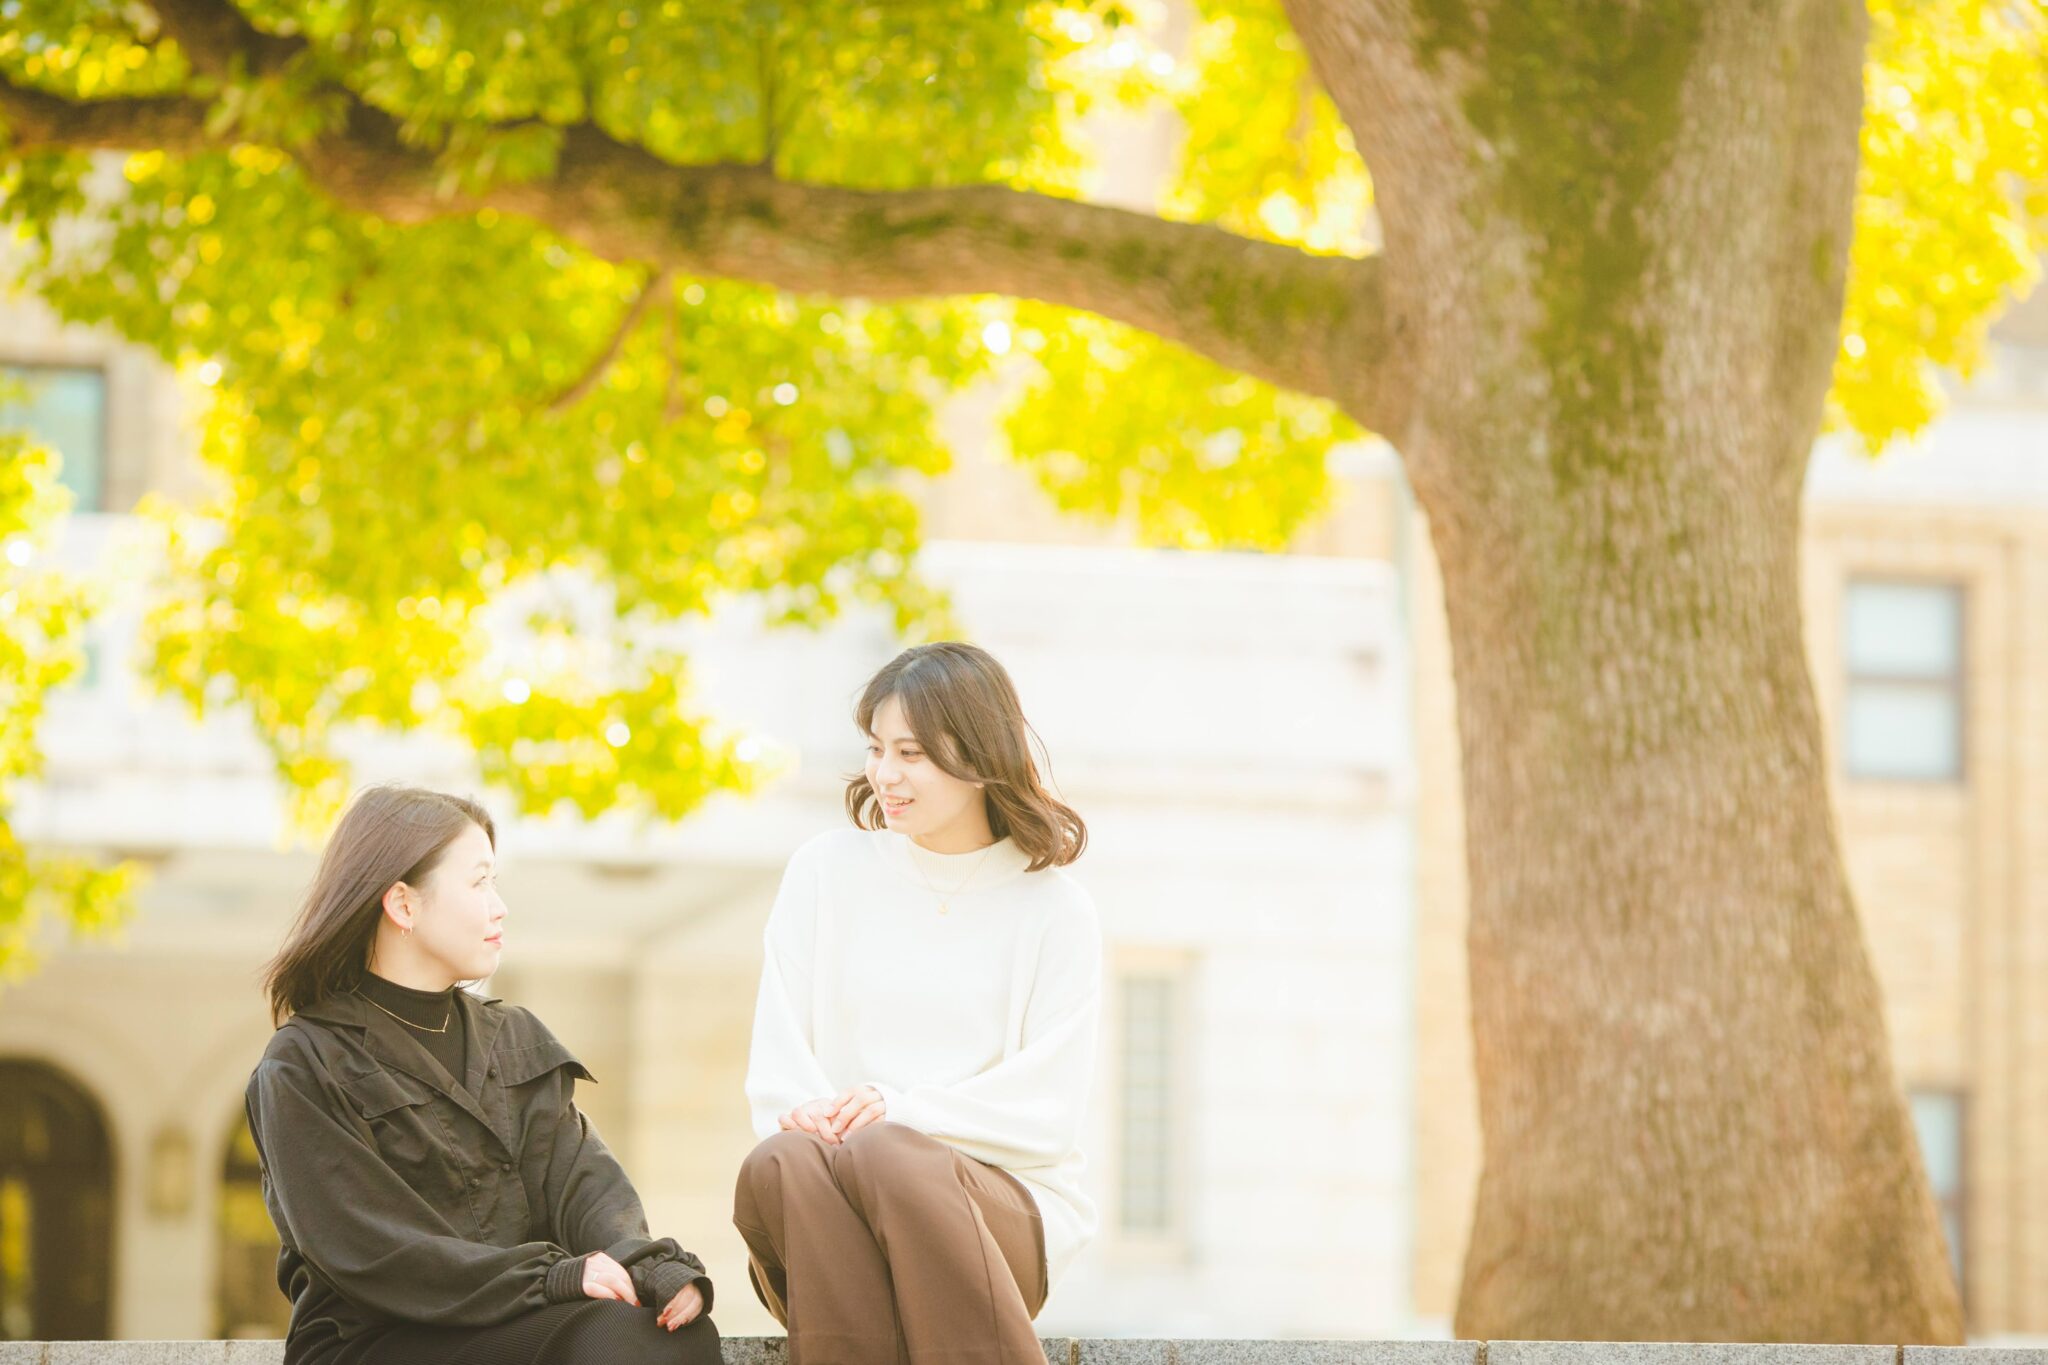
[870,889,1103,1171]
[246,1052,579,1326]
[744,844,840,1139]
[539,1080,714,1314]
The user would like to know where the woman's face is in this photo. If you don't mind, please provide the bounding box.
[401,822,507,983]
[865,694,987,847]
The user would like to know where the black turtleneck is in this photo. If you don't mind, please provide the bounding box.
[358,972,468,1083]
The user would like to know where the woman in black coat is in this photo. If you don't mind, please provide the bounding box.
[246,785,718,1365]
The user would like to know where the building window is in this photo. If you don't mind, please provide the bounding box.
[1909,1089,1966,1305]
[0,364,109,513]
[1117,963,1190,1243]
[0,1060,112,1341]
[1843,580,1964,782]
[217,1117,290,1338]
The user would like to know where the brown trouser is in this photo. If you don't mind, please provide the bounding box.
[733,1124,1047,1365]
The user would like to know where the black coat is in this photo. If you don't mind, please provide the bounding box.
[246,988,711,1365]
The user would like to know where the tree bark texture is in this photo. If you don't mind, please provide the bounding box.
[1286,0,1963,1340]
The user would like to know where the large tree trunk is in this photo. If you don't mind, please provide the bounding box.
[1290,0,1964,1340]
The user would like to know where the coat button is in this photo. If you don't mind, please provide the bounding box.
[500,1162,512,1172]
[467,1175,479,1189]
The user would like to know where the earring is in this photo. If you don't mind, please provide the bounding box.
[402,926,412,937]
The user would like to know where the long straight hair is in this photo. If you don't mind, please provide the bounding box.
[262,786,496,1024]
[844,642,1086,872]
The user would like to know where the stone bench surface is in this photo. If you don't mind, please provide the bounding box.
[0,1343,2041,1365]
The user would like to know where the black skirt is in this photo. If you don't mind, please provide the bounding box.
[350,1300,720,1365]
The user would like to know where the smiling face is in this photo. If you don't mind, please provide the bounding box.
[863,693,994,853]
[384,822,506,987]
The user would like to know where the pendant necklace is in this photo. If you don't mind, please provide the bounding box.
[909,840,997,915]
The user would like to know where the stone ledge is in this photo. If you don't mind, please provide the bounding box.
[0,1341,1470,1365]
[0,1344,2038,1365]
[1489,1345,1900,1365]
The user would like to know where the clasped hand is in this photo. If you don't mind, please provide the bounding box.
[777,1084,886,1144]
[580,1250,704,1330]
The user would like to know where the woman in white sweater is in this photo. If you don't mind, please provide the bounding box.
[736,641,1101,1365]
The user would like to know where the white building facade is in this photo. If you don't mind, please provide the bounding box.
[0,295,1424,1342]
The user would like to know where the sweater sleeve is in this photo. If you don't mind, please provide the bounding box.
[745,843,840,1140]
[247,1054,573,1326]
[871,888,1102,1170]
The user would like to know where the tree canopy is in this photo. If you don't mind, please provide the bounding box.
[0,407,135,977]
[0,0,2041,974]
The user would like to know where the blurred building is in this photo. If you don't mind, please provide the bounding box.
[0,289,1419,1342]
[1408,287,2048,1338]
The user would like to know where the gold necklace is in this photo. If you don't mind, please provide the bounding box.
[908,839,997,915]
[357,990,452,1034]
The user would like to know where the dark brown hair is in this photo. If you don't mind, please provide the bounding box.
[262,785,496,1024]
[844,642,1086,872]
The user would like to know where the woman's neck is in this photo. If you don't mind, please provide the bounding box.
[910,816,998,855]
[366,935,460,993]
[364,967,456,996]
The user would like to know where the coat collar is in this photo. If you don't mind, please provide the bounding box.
[293,987,511,1148]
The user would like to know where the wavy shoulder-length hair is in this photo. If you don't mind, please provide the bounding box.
[844,642,1085,872]
[262,785,496,1024]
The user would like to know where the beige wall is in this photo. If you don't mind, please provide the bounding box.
[621,885,782,1337]
[0,951,276,1339]
[1805,504,2048,1332]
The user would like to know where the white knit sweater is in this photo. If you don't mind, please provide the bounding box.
[744,826,1103,1287]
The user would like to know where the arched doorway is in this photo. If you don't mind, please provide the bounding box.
[0,1060,113,1340]
[216,1115,288,1337]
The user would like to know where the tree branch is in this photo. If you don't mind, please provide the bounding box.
[3,54,1393,420]
[0,81,213,154]
[147,0,304,79]
[546,266,670,411]
[508,133,1390,415]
